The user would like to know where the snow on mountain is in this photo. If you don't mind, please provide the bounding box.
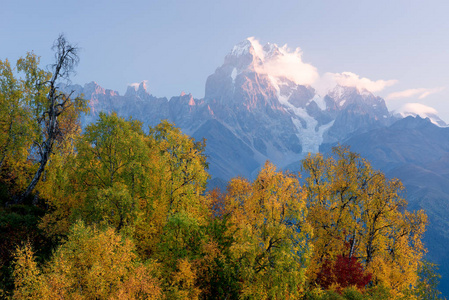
[230,39,252,57]
[209,39,399,156]
[206,38,332,157]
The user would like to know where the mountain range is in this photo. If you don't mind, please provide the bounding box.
[65,38,449,295]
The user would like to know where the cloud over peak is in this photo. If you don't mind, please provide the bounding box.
[329,72,397,93]
[386,87,445,100]
[398,102,438,115]
[396,103,447,126]
[313,72,398,96]
[241,38,398,95]
[246,38,319,86]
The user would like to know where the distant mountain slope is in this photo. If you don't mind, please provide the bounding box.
[192,119,259,179]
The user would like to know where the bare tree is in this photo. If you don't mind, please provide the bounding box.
[17,34,85,203]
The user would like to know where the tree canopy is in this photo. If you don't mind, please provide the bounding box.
[302,147,427,297]
[0,35,88,205]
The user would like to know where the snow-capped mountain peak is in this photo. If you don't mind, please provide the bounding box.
[230,39,253,57]
[228,38,285,66]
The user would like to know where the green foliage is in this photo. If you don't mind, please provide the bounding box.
[74,112,149,229]
[38,112,149,238]
[132,120,210,261]
[0,204,53,297]
[0,54,47,196]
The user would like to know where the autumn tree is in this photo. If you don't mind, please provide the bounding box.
[141,121,210,299]
[0,35,87,204]
[0,54,48,198]
[37,115,211,298]
[12,242,43,299]
[39,112,150,238]
[316,254,372,291]
[112,120,208,255]
[219,162,312,299]
[302,146,427,297]
[13,221,161,300]
[19,35,87,203]
[147,120,209,213]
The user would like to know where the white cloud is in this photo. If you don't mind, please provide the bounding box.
[333,72,398,92]
[313,72,397,95]
[128,80,149,91]
[244,38,397,95]
[396,103,447,126]
[386,87,445,100]
[248,38,319,86]
[129,82,140,89]
[397,102,438,116]
[247,37,266,61]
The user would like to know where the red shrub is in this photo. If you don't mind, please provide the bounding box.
[316,255,372,291]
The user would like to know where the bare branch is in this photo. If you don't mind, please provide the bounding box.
[18,35,83,203]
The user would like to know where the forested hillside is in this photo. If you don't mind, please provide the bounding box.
[0,38,443,299]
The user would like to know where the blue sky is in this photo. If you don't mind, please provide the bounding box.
[2,0,449,120]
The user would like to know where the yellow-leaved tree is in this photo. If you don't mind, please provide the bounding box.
[0,35,88,204]
[39,115,211,299]
[222,162,312,299]
[136,121,210,299]
[302,146,427,297]
[13,221,161,300]
[39,112,151,238]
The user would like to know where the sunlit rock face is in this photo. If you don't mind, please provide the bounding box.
[203,38,396,171]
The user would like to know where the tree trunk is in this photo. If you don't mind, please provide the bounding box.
[17,139,52,203]
[14,34,79,204]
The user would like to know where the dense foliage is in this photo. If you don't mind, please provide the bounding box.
[0,41,443,299]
